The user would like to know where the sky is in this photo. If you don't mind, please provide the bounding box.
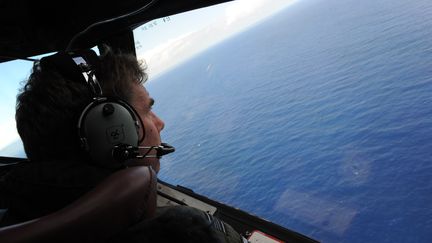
[0,0,299,154]
[0,60,31,152]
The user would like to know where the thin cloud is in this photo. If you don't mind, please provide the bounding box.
[225,0,268,25]
[138,0,297,78]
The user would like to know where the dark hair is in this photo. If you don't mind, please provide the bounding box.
[16,47,147,162]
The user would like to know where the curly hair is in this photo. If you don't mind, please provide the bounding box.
[16,47,147,162]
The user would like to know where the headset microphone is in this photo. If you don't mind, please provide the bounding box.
[156,143,176,156]
[112,143,175,162]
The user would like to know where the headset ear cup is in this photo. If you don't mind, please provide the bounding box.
[78,98,140,167]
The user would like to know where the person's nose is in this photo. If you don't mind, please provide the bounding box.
[152,111,165,132]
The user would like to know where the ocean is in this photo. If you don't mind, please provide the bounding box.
[146,0,432,242]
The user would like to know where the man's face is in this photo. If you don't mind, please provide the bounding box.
[130,83,165,173]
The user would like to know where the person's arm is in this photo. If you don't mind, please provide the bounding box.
[0,166,157,243]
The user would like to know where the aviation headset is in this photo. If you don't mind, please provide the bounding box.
[40,49,174,168]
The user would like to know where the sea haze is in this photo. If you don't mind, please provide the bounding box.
[147,0,432,242]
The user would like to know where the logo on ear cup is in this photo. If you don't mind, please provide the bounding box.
[79,100,141,167]
[106,125,125,143]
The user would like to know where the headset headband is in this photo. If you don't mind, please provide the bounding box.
[40,50,102,96]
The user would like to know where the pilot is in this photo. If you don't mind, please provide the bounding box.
[0,47,162,227]
[0,46,245,243]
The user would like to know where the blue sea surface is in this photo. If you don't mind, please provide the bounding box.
[147,0,432,242]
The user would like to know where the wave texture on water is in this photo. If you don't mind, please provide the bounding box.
[148,0,432,242]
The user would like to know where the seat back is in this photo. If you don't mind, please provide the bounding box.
[0,166,156,243]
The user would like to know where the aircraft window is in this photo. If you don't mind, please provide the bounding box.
[134,0,432,242]
[0,60,29,158]
[0,49,99,160]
